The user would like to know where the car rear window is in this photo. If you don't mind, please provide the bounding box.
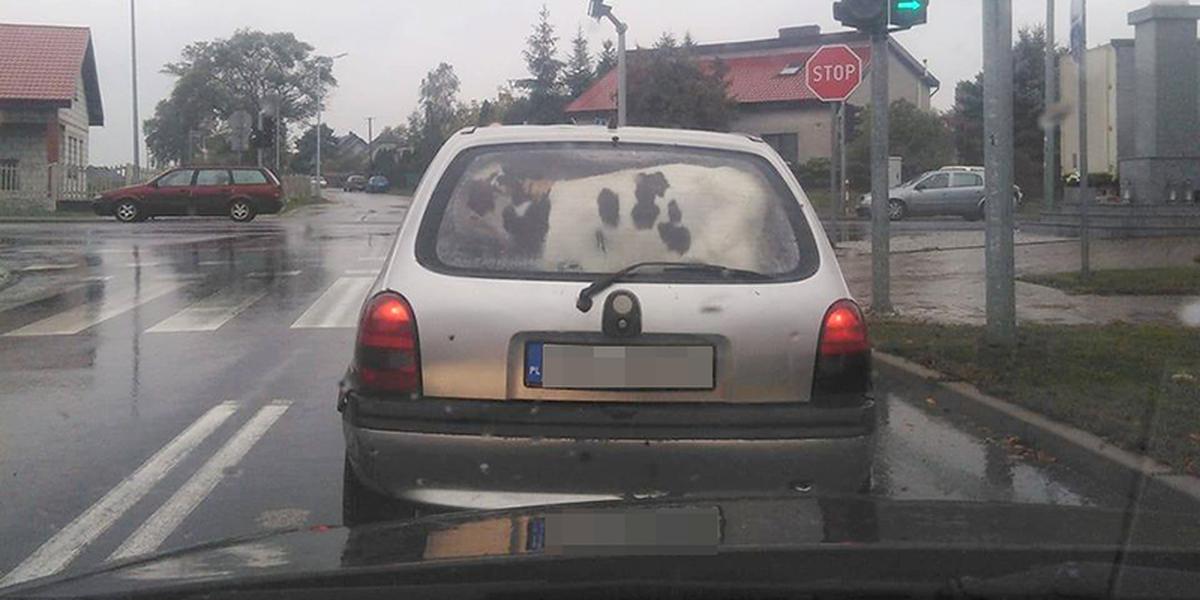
[417,142,819,281]
[232,169,269,185]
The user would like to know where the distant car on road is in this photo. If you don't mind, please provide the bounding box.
[344,175,367,192]
[338,125,874,524]
[366,175,390,194]
[857,166,1023,221]
[92,166,283,223]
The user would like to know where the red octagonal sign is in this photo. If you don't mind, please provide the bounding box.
[806,45,864,102]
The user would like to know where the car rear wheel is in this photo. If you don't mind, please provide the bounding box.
[229,199,256,223]
[888,199,907,221]
[114,200,141,223]
[342,456,417,526]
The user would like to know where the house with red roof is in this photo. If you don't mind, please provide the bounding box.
[0,23,104,211]
[566,25,938,167]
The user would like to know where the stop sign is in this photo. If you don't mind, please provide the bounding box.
[805,45,864,102]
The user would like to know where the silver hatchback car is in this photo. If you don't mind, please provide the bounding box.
[339,125,875,524]
[857,166,1023,221]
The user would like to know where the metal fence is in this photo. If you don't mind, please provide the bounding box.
[0,161,19,192]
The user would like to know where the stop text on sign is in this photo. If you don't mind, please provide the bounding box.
[805,44,865,103]
[811,63,858,83]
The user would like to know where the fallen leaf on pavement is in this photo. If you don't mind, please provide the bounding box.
[925,397,938,407]
[1188,432,1200,445]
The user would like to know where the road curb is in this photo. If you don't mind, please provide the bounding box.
[874,351,1200,512]
[0,217,109,223]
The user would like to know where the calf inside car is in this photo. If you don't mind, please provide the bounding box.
[338,125,874,525]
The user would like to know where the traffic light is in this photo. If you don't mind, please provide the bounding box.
[890,0,929,30]
[834,0,888,34]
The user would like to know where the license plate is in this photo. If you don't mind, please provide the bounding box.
[525,343,715,390]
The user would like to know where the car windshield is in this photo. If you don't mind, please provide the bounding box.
[4,0,1200,596]
[424,144,813,277]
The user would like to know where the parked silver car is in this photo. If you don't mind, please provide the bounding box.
[338,125,875,524]
[857,166,1023,221]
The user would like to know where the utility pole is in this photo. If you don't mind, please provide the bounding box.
[256,110,264,168]
[315,53,348,181]
[129,0,140,180]
[1076,0,1091,278]
[275,117,282,174]
[983,0,1016,345]
[1044,0,1058,211]
[366,117,375,172]
[870,31,892,313]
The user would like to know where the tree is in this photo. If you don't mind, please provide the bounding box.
[949,26,1058,195]
[948,75,984,166]
[406,63,466,169]
[144,29,335,165]
[516,5,568,123]
[563,27,595,98]
[290,124,337,174]
[655,32,678,49]
[596,39,617,76]
[846,99,955,189]
[626,42,737,131]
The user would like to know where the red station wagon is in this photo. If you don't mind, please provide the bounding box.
[92,166,285,223]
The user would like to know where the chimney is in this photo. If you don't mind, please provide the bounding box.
[779,25,821,40]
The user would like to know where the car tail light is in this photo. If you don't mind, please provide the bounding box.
[354,292,421,396]
[812,299,871,405]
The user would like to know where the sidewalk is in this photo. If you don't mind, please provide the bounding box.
[837,231,1200,326]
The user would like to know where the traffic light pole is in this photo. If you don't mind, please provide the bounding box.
[870,31,892,313]
[983,0,1016,345]
[830,102,840,242]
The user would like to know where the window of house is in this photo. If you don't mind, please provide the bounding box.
[0,159,19,191]
[760,133,799,166]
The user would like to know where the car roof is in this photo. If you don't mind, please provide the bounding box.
[444,124,770,154]
[171,166,266,170]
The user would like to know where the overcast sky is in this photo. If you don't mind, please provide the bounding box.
[4,0,1165,165]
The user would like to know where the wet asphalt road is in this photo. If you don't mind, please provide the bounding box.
[0,191,1138,586]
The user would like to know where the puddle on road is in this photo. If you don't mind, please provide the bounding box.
[872,394,1113,507]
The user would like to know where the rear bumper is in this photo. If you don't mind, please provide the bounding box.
[342,395,875,509]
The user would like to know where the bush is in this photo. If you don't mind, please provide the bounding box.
[792,158,832,190]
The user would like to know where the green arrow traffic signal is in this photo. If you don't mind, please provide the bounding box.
[891,0,929,29]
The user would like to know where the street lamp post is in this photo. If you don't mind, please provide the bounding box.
[588,0,628,127]
[316,53,348,181]
[130,0,140,180]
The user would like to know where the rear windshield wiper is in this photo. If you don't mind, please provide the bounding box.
[576,261,773,312]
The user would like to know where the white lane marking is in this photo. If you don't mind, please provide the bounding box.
[4,280,187,337]
[109,401,291,561]
[196,260,233,266]
[122,261,170,268]
[0,403,238,587]
[289,277,373,329]
[342,269,379,276]
[18,264,79,272]
[146,284,269,333]
[246,270,301,279]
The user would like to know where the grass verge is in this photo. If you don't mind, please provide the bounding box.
[281,192,332,214]
[871,319,1200,474]
[1020,266,1200,296]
